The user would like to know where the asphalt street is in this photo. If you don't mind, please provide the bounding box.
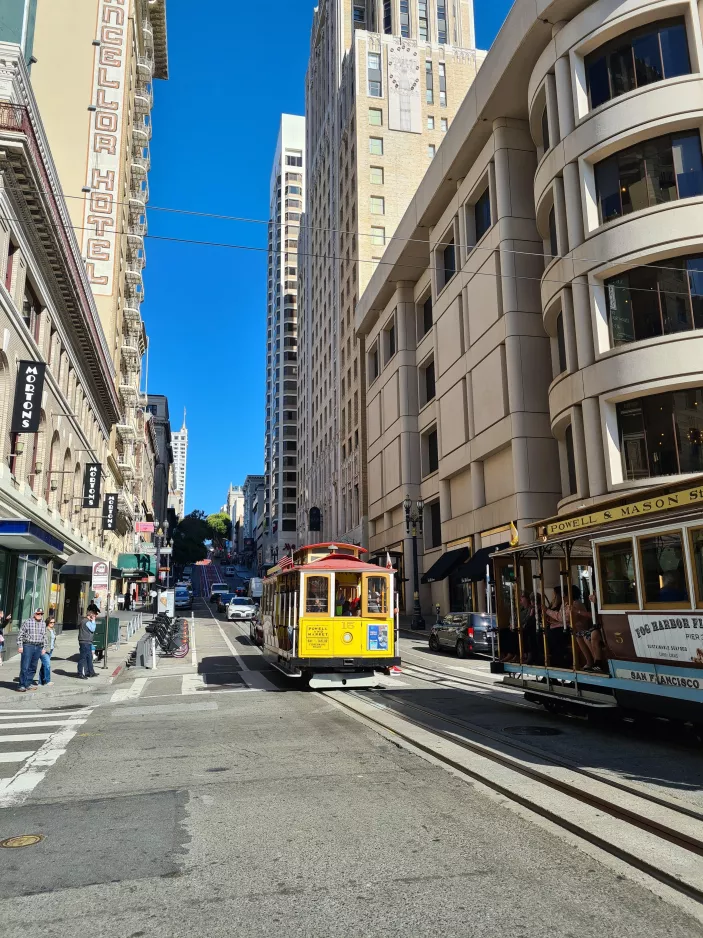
[0,569,700,937]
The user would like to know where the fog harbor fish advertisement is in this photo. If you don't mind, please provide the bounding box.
[629,613,703,664]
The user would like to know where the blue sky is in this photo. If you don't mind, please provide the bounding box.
[145,0,512,516]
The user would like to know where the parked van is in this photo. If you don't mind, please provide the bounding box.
[248,577,263,601]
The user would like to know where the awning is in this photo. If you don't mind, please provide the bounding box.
[117,553,157,577]
[0,519,63,555]
[455,543,509,583]
[59,552,121,579]
[421,546,469,583]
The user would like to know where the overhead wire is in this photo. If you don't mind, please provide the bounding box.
[1,178,703,282]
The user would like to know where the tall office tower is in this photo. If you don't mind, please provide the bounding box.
[298,0,483,547]
[264,114,305,564]
[30,0,168,542]
[0,0,36,65]
[172,411,187,519]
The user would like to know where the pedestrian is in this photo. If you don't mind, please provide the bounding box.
[39,615,56,686]
[17,608,46,692]
[77,610,98,679]
[124,588,131,611]
[87,599,100,615]
[0,609,10,667]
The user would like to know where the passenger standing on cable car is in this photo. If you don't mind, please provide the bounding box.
[544,586,568,666]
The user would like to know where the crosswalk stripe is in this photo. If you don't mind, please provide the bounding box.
[110,677,148,703]
[0,720,88,729]
[0,733,51,742]
[0,711,88,720]
[0,751,36,762]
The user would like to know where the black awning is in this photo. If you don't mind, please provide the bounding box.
[421,546,469,583]
[454,543,509,583]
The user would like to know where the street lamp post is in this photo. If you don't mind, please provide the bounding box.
[404,495,425,630]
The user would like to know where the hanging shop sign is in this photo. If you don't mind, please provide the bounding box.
[82,463,102,508]
[10,361,46,433]
[135,521,154,533]
[102,493,118,531]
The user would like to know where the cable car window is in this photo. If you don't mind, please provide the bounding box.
[306,575,330,614]
[365,576,389,616]
[688,528,703,607]
[638,531,690,606]
[597,540,638,607]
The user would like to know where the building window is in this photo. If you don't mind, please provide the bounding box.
[428,144,436,158]
[618,388,703,480]
[369,136,384,155]
[353,3,366,24]
[442,238,456,286]
[548,205,558,260]
[556,312,567,374]
[383,314,396,363]
[400,0,410,37]
[420,295,433,337]
[368,52,382,97]
[474,186,491,241]
[370,195,385,215]
[370,166,384,185]
[423,426,439,476]
[426,501,442,549]
[441,118,448,132]
[565,424,577,495]
[383,0,392,32]
[371,226,386,246]
[439,63,447,105]
[437,0,447,44]
[586,17,690,111]
[541,104,550,151]
[369,342,380,383]
[427,115,435,130]
[419,0,429,40]
[595,131,703,225]
[285,153,303,167]
[368,107,383,125]
[606,253,703,347]
[420,357,436,406]
[425,61,434,104]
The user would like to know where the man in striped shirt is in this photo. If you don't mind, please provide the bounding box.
[17,609,46,692]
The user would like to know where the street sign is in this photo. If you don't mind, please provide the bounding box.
[91,560,110,591]
[138,545,172,555]
[135,521,154,533]
[157,590,174,616]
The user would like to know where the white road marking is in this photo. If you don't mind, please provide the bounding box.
[181,674,206,695]
[110,678,148,703]
[375,676,411,688]
[0,751,36,762]
[0,712,93,807]
[203,604,254,685]
[190,613,197,668]
[0,733,51,742]
[0,711,87,720]
[0,719,88,730]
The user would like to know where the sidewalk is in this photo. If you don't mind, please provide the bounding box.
[0,612,147,703]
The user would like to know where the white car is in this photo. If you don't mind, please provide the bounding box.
[227,597,258,621]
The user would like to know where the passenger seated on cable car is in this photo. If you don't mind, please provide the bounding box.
[519,591,542,665]
[544,586,569,667]
[657,571,688,603]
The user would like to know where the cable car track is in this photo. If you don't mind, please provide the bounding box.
[323,688,703,906]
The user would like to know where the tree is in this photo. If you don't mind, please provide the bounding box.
[172,511,212,565]
[207,512,232,551]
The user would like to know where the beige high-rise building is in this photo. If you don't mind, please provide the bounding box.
[30,0,168,549]
[297,0,483,551]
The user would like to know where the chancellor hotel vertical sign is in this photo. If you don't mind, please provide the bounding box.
[83,0,128,296]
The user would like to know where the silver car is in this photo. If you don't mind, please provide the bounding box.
[227,597,258,621]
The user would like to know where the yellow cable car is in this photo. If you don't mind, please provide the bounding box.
[260,543,399,688]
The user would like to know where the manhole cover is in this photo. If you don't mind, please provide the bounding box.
[0,834,43,848]
[503,725,563,737]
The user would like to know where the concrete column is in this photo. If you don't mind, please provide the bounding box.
[571,404,589,498]
[582,396,608,497]
[544,72,560,144]
[563,161,584,251]
[572,276,595,369]
[561,287,579,373]
[493,133,512,220]
[554,54,575,140]
[471,460,485,510]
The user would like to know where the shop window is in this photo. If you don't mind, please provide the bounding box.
[617,388,703,481]
[638,531,690,606]
[597,540,638,607]
[605,253,703,347]
[586,17,690,111]
[595,131,703,225]
[305,575,329,614]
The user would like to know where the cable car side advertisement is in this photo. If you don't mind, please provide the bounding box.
[628,613,703,664]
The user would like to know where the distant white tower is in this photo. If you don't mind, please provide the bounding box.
[172,409,188,518]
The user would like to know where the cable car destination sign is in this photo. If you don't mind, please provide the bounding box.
[539,482,703,538]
